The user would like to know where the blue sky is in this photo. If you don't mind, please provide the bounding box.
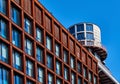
[39,0,120,81]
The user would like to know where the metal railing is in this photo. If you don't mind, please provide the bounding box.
[96,57,120,84]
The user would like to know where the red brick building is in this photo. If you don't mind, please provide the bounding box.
[0,0,98,84]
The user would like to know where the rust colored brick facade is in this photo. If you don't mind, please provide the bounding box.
[0,0,98,84]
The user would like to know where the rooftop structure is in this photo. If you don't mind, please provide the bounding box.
[68,23,107,61]
[68,23,119,84]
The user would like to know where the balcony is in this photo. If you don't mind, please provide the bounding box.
[81,41,107,61]
[96,57,119,84]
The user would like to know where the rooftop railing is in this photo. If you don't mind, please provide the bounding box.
[96,57,119,84]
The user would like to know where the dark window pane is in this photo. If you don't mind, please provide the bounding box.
[12,28,21,48]
[26,60,34,77]
[46,36,52,51]
[24,18,32,34]
[78,77,82,84]
[55,43,60,57]
[47,54,53,70]
[84,81,88,84]
[38,67,44,83]
[36,27,42,43]
[0,0,7,15]
[89,71,92,83]
[86,33,94,40]
[70,56,75,69]
[69,26,75,34]
[71,72,76,84]
[77,24,84,32]
[0,43,8,63]
[63,50,68,64]
[86,24,93,31]
[77,33,85,40]
[25,38,32,55]
[13,50,22,71]
[77,62,82,74]
[80,41,85,45]
[56,78,61,84]
[48,73,53,84]
[14,74,23,84]
[27,79,34,84]
[87,41,94,46]
[94,76,97,84]
[11,7,20,26]
[0,66,9,84]
[64,67,68,80]
[56,61,61,75]
[83,67,87,78]
[36,47,43,63]
[0,19,7,39]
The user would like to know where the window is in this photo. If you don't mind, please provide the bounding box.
[64,67,68,80]
[24,18,32,34]
[78,77,82,84]
[77,24,84,32]
[71,73,75,84]
[87,41,94,46]
[36,27,42,42]
[56,78,61,84]
[0,0,7,15]
[93,76,97,84]
[63,50,68,64]
[70,56,75,69]
[56,61,61,75]
[86,33,94,40]
[13,50,22,71]
[11,6,20,26]
[48,73,53,84]
[27,80,34,84]
[69,26,75,34]
[46,36,52,50]
[25,38,32,55]
[12,29,21,48]
[83,67,87,78]
[55,43,60,57]
[47,54,53,70]
[77,62,82,74]
[14,74,23,84]
[0,19,7,39]
[36,47,43,63]
[86,24,93,31]
[0,66,9,84]
[77,33,85,40]
[80,41,85,45]
[38,67,44,83]
[0,43,8,63]
[84,81,88,84]
[89,71,92,83]
[26,60,34,77]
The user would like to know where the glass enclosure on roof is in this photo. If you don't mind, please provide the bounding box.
[86,24,93,31]
[77,24,84,32]
[69,26,75,34]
